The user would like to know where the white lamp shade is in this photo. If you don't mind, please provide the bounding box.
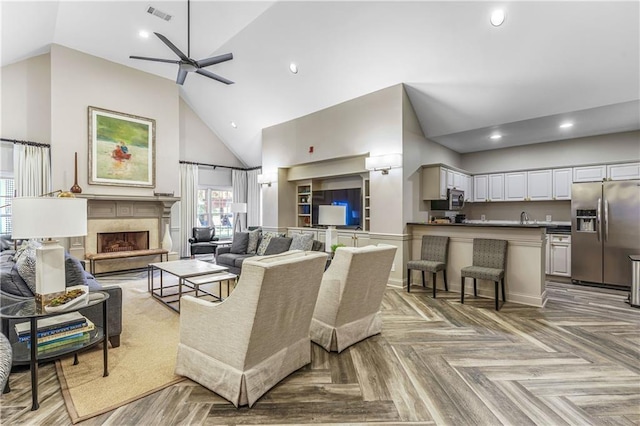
[365,153,402,171]
[12,197,87,239]
[230,202,247,213]
[318,205,347,226]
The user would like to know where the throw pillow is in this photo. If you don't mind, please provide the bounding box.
[246,228,262,254]
[264,237,293,255]
[290,233,314,251]
[15,240,41,294]
[256,232,285,256]
[65,252,88,288]
[230,232,250,254]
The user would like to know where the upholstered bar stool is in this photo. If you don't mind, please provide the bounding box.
[460,238,508,310]
[407,235,449,297]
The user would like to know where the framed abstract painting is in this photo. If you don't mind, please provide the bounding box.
[88,106,156,188]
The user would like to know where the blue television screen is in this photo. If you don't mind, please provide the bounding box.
[312,188,362,227]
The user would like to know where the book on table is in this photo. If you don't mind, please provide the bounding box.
[15,312,93,345]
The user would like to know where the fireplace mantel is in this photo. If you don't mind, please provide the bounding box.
[77,193,180,204]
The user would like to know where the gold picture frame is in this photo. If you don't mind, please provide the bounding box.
[88,106,156,188]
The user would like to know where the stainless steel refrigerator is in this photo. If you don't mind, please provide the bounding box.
[571,180,640,288]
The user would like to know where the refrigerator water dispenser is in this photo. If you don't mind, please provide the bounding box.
[576,209,596,232]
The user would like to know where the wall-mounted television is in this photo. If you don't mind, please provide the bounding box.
[312,188,362,228]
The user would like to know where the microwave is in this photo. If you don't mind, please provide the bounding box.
[430,189,465,211]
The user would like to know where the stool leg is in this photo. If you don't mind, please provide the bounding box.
[421,271,426,287]
[432,272,437,298]
[473,278,477,297]
[495,281,499,310]
[407,269,411,293]
[502,278,506,302]
[461,277,465,304]
[443,270,448,291]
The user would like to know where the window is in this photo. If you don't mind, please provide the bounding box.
[197,187,234,238]
[0,178,14,235]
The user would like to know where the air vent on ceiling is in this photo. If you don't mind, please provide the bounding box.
[147,5,172,22]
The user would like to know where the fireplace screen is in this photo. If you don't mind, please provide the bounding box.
[97,231,149,253]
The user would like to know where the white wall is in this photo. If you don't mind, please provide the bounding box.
[1,53,51,143]
[179,98,245,168]
[461,130,640,174]
[49,44,180,196]
[262,84,405,234]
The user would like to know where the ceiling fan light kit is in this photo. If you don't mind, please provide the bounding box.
[130,0,234,85]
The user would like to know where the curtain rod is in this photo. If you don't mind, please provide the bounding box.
[1,138,50,148]
[179,160,261,171]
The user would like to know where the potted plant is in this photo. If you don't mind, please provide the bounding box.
[330,243,346,255]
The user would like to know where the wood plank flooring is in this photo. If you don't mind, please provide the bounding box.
[2,275,639,425]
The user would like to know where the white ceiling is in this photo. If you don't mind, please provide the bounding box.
[2,1,639,167]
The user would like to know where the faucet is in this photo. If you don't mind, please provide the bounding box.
[520,211,530,224]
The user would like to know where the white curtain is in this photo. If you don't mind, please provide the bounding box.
[180,163,199,258]
[232,169,247,231]
[247,169,261,227]
[13,144,52,196]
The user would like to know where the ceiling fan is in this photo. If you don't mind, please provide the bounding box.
[130,0,234,85]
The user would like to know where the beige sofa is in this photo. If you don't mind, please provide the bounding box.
[175,250,328,407]
[310,245,397,352]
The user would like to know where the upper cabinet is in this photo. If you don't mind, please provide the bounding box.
[573,165,607,182]
[552,168,572,200]
[474,174,504,201]
[422,165,471,201]
[527,169,553,201]
[505,171,528,201]
[607,162,640,181]
[488,174,505,201]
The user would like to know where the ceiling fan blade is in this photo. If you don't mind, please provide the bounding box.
[176,68,188,85]
[195,69,234,85]
[195,53,233,68]
[129,55,180,64]
[154,32,189,61]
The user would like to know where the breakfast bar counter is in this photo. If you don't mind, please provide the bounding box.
[407,222,550,307]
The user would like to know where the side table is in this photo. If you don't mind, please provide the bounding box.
[0,291,109,410]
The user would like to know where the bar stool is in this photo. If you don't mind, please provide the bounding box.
[407,235,449,297]
[460,238,508,310]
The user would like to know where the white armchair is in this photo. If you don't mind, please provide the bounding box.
[175,250,328,407]
[310,244,397,353]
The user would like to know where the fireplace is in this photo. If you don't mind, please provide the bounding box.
[97,231,149,253]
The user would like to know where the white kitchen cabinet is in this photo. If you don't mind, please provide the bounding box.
[464,175,473,202]
[552,168,572,200]
[573,165,606,182]
[527,169,553,201]
[548,234,571,277]
[452,171,465,190]
[421,165,448,200]
[607,162,640,181]
[488,173,505,201]
[505,172,528,201]
[473,175,488,202]
[446,169,454,189]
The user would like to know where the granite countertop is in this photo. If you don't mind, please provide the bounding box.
[408,221,571,232]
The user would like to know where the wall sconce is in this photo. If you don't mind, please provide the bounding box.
[365,153,402,175]
[257,172,277,187]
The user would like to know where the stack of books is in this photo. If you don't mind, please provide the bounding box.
[15,312,94,354]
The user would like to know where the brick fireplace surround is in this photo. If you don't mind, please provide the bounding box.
[70,194,179,274]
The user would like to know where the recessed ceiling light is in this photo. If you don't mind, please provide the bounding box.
[138,30,150,39]
[559,122,574,129]
[490,9,506,27]
[490,134,502,140]
[289,63,298,74]
[230,121,237,128]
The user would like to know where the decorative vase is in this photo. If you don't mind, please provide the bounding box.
[162,223,172,251]
[70,152,82,194]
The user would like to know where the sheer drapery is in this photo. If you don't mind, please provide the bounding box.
[232,170,247,231]
[13,144,52,196]
[247,169,261,227]
[180,163,199,258]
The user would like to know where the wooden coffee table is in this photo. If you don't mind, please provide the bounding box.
[147,259,228,312]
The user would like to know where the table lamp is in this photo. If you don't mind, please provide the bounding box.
[230,202,247,235]
[318,205,346,252]
[11,197,88,306]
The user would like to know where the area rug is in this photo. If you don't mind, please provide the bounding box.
[55,275,185,424]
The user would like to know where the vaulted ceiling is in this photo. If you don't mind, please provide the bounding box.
[2,1,639,167]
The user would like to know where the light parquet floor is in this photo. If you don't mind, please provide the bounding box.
[2,275,639,425]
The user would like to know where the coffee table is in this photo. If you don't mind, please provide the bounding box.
[147,259,228,311]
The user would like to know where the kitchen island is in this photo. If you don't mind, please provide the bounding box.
[407,222,566,307]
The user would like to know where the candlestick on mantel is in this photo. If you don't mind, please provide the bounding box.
[70,152,82,194]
